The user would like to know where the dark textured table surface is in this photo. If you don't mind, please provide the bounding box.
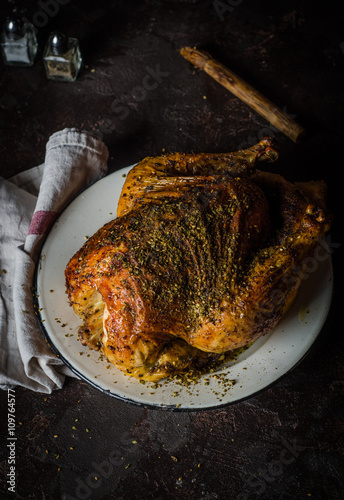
[0,1,343,499]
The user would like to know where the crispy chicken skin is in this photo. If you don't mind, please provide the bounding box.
[65,139,332,381]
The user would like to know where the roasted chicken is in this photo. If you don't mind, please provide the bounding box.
[65,139,332,381]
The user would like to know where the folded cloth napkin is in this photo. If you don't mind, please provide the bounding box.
[0,128,109,393]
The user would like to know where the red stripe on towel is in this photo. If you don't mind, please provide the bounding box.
[28,210,59,235]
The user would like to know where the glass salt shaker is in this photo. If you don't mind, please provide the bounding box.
[43,31,82,82]
[1,15,37,66]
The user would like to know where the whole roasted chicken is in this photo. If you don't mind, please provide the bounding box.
[65,139,332,381]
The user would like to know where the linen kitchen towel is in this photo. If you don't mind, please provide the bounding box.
[0,128,109,393]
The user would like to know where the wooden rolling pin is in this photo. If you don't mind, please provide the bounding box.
[180,46,306,143]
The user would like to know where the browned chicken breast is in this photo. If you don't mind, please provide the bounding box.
[65,139,332,381]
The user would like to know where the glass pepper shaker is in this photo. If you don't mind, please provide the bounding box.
[43,31,82,82]
[1,15,37,66]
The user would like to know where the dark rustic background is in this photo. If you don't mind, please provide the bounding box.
[1,0,343,499]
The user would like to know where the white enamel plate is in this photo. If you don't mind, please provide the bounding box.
[35,167,333,410]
